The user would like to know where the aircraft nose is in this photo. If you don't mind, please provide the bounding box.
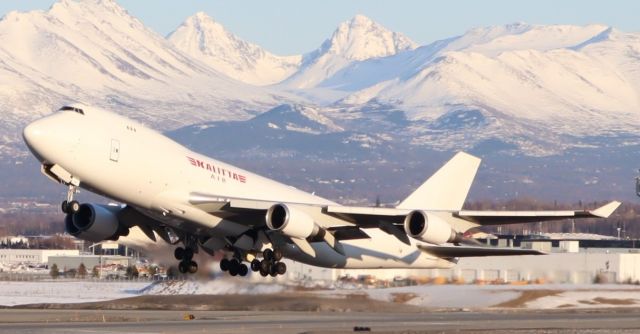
[22,118,50,162]
[23,121,43,146]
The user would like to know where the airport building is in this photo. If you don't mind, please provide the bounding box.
[47,255,133,271]
[0,249,79,264]
[277,234,640,285]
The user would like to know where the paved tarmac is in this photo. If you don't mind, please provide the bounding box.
[1,309,640,334]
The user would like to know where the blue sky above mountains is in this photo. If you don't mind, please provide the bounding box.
[1,0,639,55]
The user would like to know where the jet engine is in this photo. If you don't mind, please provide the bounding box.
[265,203,318,239]
[403,210,456,245]
[65,203,123,242]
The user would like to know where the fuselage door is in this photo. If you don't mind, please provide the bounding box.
[110,139,120,162]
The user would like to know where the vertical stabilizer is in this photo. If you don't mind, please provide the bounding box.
[397,152,481,210]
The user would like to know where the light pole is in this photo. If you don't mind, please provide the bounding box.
[636,169,640,198]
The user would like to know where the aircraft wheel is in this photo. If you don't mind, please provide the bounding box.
[275,262,287,275]
[250,259,261,272]
[220,258,230,271]
[178,262,188,274]
[259,268,269,277]
[188,261,198,274]
[68,200,80,214]
[273,249,284,261]
[61,200,69,214]
[238,264,248,277]
[262,248,274,261]
[260,259,271,273]
[229,266,238,276]
[228,259,240,276]
[174,247,185,260]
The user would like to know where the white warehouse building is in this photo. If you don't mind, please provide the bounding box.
[0,249,79,264]
[277,248,640,285]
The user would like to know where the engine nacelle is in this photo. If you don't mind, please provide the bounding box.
[403,210,456,245]
[265,203,317,239]
[66,203,121,242]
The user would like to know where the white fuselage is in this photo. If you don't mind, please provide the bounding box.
[23,105,455,269]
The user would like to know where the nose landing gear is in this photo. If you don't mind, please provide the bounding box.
[61,185,80,214]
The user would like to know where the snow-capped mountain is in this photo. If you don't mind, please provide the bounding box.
[0,0,291,157]
[2,0,640,203]
[311,23,640,154]
[168,12,301,85]
[281,15,417,89]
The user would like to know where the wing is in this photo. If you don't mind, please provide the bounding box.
[455,201,621,225]
[326,201,620,225]
[187,190,620,253]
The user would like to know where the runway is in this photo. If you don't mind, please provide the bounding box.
[1,309,640,333]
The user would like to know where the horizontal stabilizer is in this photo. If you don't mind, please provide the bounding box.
[418,244,545,257]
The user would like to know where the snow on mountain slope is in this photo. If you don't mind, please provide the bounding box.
[577,28,640,91]
[443,23,610,55]
[250,104,344,134]
[333,24,640,140]
[0,0,291,157]
[282,15,417,89]
[168,12,301,86]
[316,23,612,93]
[371,49,636,121]
[0,1,638,160]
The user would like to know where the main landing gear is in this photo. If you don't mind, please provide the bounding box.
[220,257,249,277]
[219,248,287,277]
[255,248,287,277]
[175,246,198,274]
[61,185,80,214]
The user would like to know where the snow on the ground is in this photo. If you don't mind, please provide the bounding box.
[0,280,150,306]
[3,280,640,309]
[317,283,640,309]
[526,290,640,309]
[318,284,518,308]
[140,278,288,295]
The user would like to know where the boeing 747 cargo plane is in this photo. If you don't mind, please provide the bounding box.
[22,104,621,277]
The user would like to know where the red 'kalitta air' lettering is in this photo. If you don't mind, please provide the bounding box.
[186,156,247,183]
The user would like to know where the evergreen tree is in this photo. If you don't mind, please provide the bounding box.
[147,265,157,277]
[125,265,139,279]
[166,266,179,279]
[50,263,59,279]
[77,263,87,279]
[92,266,100,278]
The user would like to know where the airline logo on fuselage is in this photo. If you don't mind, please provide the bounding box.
[187,156,247,183]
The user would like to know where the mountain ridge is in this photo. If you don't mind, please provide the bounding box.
[168,12,301,85]
[1,0,639,203]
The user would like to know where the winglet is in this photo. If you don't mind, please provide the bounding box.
[590,201,622,218]
[398,152,481,210]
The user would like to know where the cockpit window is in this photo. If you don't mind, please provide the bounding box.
[59,106,85,115]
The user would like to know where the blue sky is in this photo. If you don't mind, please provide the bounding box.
[1,0,638,55]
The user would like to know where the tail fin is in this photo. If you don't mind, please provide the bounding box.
[397,152,481,210]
